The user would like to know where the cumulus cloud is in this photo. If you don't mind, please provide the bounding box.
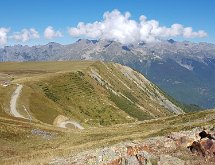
[0,28,10,45]
[68,9,207,44]
[44,26,63,39]
[11,28,40,42]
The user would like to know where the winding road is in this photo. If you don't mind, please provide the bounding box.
[10,84,26,119]
[10,84,84,129]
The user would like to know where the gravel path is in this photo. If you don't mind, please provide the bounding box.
[10,84,26,119]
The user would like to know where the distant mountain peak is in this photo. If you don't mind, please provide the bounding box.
[46,42,62,46]
[122,45,131,51]
[47,41,58,44]
[167,39,176,44]
[76,39,98,44]
[138,41,146,46]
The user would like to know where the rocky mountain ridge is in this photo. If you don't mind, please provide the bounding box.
[1,39,215,62]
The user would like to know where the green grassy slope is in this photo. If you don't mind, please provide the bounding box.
[0,61,183,127]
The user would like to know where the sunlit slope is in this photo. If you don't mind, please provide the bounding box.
[0,61,183,126]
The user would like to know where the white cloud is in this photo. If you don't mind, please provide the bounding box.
[11,28,40,42]
[0,28,10,45]
[44,26,63,39]
[68,9,207,44]
[183,27,207,38]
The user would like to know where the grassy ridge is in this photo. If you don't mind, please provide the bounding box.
[0,61,184,126]
[28,70,132,126]
[0,61,94,72]
[92,62,176,116]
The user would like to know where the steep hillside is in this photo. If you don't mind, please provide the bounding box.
[0,61,183,127]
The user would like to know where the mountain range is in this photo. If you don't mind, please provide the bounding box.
[1,39,215,108]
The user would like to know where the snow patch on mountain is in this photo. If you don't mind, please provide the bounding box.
[176,60,194,71]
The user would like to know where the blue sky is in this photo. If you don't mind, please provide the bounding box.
[0,0,214,46]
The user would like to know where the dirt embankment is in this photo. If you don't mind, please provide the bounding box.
[53,115,84,129]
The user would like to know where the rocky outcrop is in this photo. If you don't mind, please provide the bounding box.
[187,130,215,159]
[50,143,154,165]
[50,127,215,165]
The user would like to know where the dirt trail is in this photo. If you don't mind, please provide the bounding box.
[10,84,26,119]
